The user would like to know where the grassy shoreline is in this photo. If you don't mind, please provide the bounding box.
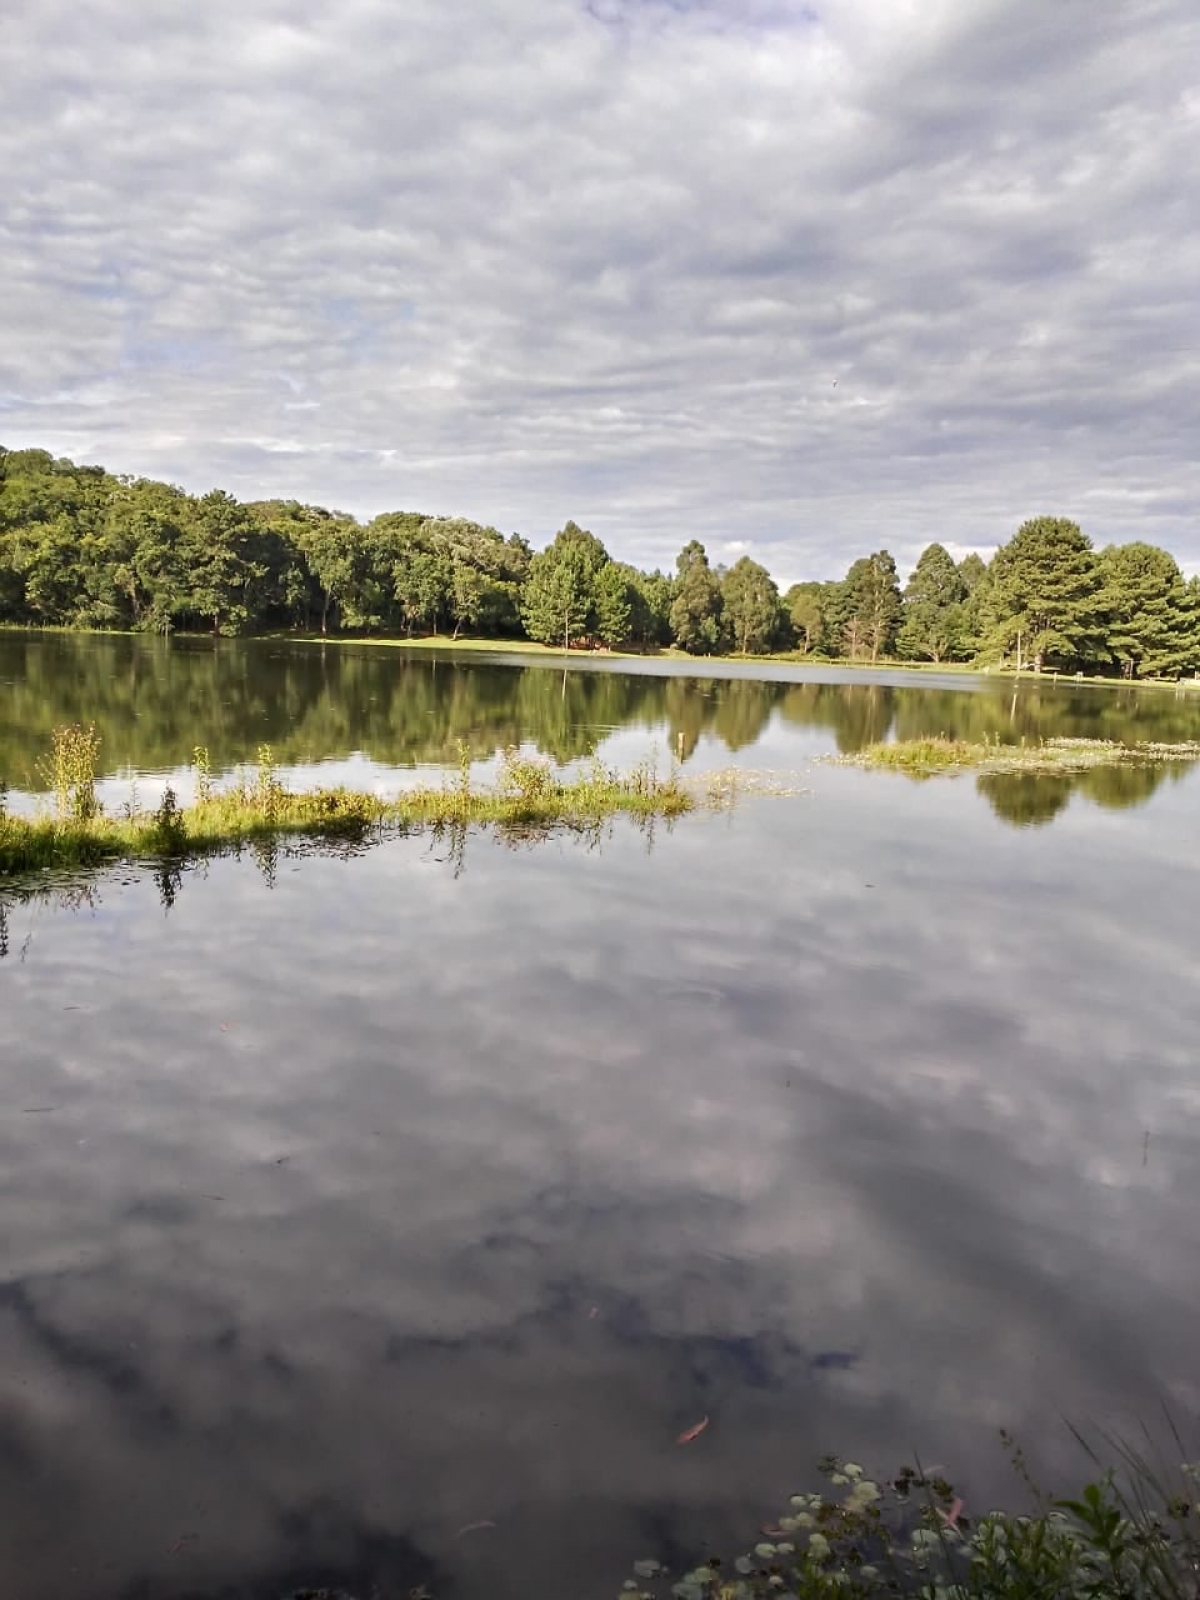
[0,735,692,878]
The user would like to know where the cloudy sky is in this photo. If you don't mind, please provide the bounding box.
[3,0,1197,582]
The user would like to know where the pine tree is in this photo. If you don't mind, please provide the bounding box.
[897,543,967,662]
[836,550,902,661]
[520,521,609,647]
[668,540,725,654]
[1098,542,1197,679]
[985,516,1104,671]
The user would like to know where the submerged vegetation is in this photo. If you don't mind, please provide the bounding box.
[0,726,693,878]
[632,1442,1200,1600]
[843,735,1200,778]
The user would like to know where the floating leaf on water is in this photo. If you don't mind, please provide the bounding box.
[633,1561,662,1580]
[734,1557,755,1576]
[754,1544,776,1559]
[844,1463,863,1480]
[775,1543,795,1556]
[624,1582,640,1591]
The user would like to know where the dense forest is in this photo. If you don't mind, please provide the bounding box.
[2,444,1198,678]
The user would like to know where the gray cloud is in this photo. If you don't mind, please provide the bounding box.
[1,0,1197,582]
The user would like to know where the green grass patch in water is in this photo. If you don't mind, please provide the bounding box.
[843,735,1200,777]
[0,728,693,878]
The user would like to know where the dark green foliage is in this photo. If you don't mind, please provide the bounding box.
[594,562,636,647]
[521,520,611,646]
[984,516,1106,672]
[1098,542,1198,679]
[828,551,903,661]
[897,542,968,662]
[669,540,726,654]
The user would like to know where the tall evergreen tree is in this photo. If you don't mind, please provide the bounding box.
[985,516,1105,672]
[669,540,725,654]
[593,561,635,648]
[897,543,967,663]
[520,521,609,647]
[1098,542,1198,678]
[835,550,902,661]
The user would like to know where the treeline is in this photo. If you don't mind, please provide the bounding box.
[2,445,1198,678]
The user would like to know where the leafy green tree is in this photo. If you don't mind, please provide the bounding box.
[1097,542,1197,679]
[721,556,783,654]
[182,491,266,634]
[985,516,1104,672]
[669,540,725,654]
[104,478,191,633]
[784,582,824,654]
[626,568,674,649]
[832,551,902,661]
[897,543,967,663]
[394,548,450,634]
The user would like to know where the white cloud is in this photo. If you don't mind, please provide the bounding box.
[1,0,1197,580]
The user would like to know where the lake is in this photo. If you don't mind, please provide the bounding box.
[2,631,1200,1600]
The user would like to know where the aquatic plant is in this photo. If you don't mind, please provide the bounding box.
[843,735,1200,778]
[0,731,695,878]
[626,1443,1200,1600]
[36,721,102,821]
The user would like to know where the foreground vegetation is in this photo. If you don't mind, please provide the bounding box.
[0,726,692,878]
[4,443,1200,676]
[632,1443,1200,1600]
[844,735,1200,778]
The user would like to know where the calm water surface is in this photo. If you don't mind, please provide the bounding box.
[2,634,1200,1600]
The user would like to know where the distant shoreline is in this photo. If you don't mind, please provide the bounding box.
[4,622,1199,692]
